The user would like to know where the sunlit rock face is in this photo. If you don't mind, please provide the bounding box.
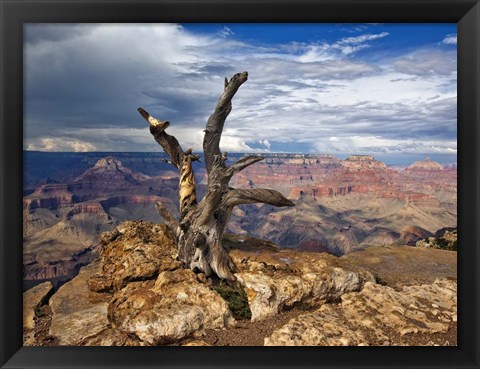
[45,222,234,346]
[23,281,54,330]
[49,262,111,346]
[108,269,234,345]
[229,241,371,321]
[265,278,457,346]
[88,221,180,292]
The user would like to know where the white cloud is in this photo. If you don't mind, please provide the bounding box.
[313,136,457,155]
[392,49,456,76]
[298,32,390,61]
[218,26,235,38]
[26,138,97,152]
[259,139,271,149]
[219,136,260,153]
[340,32,390,45]
[442,33,457,45]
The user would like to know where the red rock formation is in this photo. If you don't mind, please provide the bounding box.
[343,155,387,171]
[297,238,331,253]
[407,158,444,171]
[65,203,109,220]
[400,226,433,245]
[75,156,150,183]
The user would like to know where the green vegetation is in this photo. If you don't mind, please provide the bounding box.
[417,229,457,251]
[214,283,252,320]
[419,237,457,251]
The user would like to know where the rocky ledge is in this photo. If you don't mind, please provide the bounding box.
[23,220,457,346]
[265,278,456,346]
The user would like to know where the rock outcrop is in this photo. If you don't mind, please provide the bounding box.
[108,269,234,345]
[229,242,371,321]
[265,278,457,346]
[23,221,457,347]
[49,262,111,345]
[407,158,445,171]
[400,225,433,245]
[74,156,150,188]
[23,282,54,331]
[43,222,235,345]
[88,221,180,292]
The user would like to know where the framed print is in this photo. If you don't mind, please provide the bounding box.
[1,0,479,368]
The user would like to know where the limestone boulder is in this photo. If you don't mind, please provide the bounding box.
[229,241,370,321]
[109,269,234,345]
[236,267,364,321]
[88,221,180,292]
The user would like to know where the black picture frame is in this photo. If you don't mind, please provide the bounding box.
[1,0,479,368]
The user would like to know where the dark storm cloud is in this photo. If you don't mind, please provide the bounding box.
[24,24,95,45]
[24,24,226,148]
[300,97,456,141]
[174,62,237,78]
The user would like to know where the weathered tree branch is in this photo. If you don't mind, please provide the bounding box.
[155,202,179,237]
[179,149,197,220]
[138,107,198,220]
[223,188,295,208]
[226,155,264,177]
[203,71,249,174]
[137,108,184,169]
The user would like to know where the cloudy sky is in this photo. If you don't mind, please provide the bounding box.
[24,23,457,164]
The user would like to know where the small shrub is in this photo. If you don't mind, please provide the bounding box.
[214,283,252,320]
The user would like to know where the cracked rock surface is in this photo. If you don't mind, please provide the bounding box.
[265,278,457,346]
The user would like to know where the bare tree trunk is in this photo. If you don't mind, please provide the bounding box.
[138,71,294,280]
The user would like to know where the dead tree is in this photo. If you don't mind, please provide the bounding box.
[138,71,294,280]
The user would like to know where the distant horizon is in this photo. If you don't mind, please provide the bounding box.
[23,150,457,166]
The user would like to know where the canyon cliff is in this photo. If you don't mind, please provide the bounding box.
[228,155,456,255]
[23,155,178,285]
